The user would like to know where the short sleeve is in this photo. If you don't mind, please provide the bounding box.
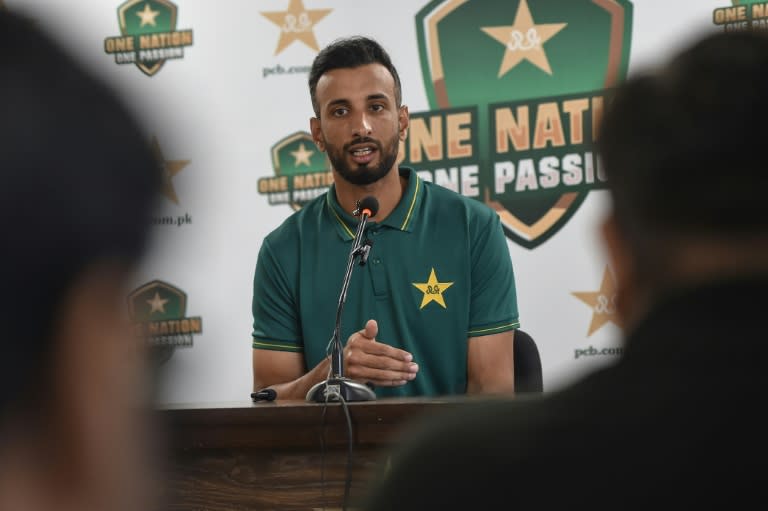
[251,238,303,352]
[467,212,520,337]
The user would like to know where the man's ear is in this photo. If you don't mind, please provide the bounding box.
[310,117,324,152]
[398,105,409,141]
[601,214,634,327]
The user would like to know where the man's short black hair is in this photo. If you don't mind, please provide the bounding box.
[308,35,402,116]
[598,30,768,246]
[0,10,160,415]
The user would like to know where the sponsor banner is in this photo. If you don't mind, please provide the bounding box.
[10,0,725,403]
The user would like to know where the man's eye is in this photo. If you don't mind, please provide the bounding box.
[332,108,348,117]
[371,104,384,112]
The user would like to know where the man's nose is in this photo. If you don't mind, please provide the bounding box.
[352,111,372,138]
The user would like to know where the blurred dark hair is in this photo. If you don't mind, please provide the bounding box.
[598,30,768,248]
[308,35,402,116]
[0,10,160,416]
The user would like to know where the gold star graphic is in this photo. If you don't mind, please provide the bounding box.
[291,142,314,167]
[136,2,160,27]
[151,137,190,205]
[481,0,567,77]
[261,0,332,55]
[146,291,169,314]
[572,266,622,336]
[412,268,454,310]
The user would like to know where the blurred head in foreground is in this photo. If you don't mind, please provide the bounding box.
[598,29,768,327]
[361,28,768,510]
[0,9,160,511]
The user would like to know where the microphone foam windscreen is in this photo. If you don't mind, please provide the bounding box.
[358,196,379,218]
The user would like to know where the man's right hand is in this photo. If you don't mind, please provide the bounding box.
[343,319,419,387]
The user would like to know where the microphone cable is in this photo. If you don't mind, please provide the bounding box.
[319,361,332,510]
[338,393,354,511]
[319,383,355,511]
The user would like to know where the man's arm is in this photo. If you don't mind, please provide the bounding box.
[252,349,330,400]
[253,320,419,400]
[465,206,519,395]
[466,329,515,394]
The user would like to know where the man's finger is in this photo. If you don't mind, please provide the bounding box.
[366,379,408,387]
[348,349,418,373]
[346,364,417,384]
[360,341,413,362]
[361,318,378,340]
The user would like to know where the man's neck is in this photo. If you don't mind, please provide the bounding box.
[332,167,407,222]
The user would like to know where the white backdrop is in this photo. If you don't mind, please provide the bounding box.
[10,0,733,404]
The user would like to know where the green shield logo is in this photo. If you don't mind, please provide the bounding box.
[105,0,194,76]
[412,0,633,249]
[128,279,202,363]
[258,131,332,211]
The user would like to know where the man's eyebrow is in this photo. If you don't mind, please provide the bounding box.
[325,93,390,109]
[326,98,350,109]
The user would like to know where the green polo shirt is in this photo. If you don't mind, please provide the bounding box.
[252,167,519,397]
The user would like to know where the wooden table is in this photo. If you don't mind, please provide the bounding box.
[155,397,470,510]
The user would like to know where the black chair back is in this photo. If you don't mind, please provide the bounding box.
[513,329,543,393]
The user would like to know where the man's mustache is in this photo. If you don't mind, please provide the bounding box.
[344,137,382,151]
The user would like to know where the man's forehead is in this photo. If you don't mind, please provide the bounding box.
[316,63,396,103]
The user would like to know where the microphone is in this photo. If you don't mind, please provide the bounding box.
[251,388,277,401]
[354,195,379,218]
[352,195,377,266]
[306,196,379,403]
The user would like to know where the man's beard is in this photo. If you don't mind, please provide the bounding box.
[325,133,400,186]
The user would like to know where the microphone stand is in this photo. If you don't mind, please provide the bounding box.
[306,204,377,403]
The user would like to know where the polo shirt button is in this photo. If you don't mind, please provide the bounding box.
[371,230,379,236]
[372,257,381,265]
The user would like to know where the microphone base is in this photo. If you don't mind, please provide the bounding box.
[306,378,377,403]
